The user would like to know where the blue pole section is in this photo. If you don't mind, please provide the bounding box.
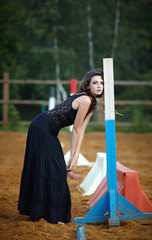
[105,119,118,222]
[105,120,117,193]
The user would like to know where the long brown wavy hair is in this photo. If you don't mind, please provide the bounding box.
[77,69,104,112]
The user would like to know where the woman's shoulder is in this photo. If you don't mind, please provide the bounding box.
[75,93,91,105]
[74,92,90,98]
[82,95,91,103]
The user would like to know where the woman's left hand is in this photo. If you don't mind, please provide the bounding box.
[67,155,79,172]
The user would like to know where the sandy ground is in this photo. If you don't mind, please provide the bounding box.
[0,131,152,240]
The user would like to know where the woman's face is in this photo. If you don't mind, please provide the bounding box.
[89,75,104,97]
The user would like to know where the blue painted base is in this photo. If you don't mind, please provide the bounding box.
[72,192,152,226]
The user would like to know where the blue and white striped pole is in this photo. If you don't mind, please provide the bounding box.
[103,58,119,226]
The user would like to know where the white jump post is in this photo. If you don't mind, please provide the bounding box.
[48,87,56,110]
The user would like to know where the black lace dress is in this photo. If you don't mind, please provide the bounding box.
[18,93,88,223]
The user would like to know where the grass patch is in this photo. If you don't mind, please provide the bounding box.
[0,124,29,133]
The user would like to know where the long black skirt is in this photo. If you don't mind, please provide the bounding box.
[18,113,71,223]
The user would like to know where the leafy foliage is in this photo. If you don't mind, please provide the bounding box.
[1,0,151,79]
[8,105,20,128]
[0,0,152,126]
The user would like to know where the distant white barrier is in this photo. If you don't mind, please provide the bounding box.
[79,152,107,196]
[64,150,94,167]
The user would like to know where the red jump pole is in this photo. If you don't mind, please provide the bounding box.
[70,78,77,95]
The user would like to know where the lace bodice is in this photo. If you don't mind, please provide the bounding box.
[46,93,89,128]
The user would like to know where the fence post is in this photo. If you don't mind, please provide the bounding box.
[3,73,10,125]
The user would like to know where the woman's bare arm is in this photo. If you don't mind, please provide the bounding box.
[72,111,93,158]
[67,96,93,171]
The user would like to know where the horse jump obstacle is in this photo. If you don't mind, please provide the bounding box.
[88,162,152,213]
[72,58,152,227]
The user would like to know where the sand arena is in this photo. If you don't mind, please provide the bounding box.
[0,131,152,239]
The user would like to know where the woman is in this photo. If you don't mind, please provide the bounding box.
[18,68,104,224]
